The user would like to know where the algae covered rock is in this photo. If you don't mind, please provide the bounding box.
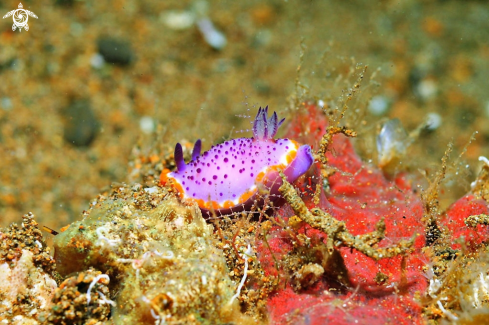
[53,184,248,324]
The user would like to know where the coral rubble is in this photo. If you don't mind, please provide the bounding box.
[0,213,57,324]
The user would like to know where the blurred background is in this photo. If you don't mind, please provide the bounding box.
[1,0,489,230]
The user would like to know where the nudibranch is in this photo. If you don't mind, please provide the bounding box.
[161,106,314,216]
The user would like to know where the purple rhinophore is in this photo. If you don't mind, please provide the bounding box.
[191,139,202,161]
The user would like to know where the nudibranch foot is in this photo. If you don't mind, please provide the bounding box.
[161,106,314,217]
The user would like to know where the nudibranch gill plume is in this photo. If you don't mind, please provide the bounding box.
[160,106,314,216]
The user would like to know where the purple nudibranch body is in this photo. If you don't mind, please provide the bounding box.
[161,106,314,216]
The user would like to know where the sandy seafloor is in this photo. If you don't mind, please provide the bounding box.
[1,0,489,234]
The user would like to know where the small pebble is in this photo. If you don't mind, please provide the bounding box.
[425,112,442,131]
[160,11,195,30]
[90,53,105,69]
[144,187,158,194]
[417,79,437,100]
[63,100,100,147]
[377,118,410,168]
[368,95,389,116]
[139,116,155,134]
[197,18,227,50]
[97,37,134,66]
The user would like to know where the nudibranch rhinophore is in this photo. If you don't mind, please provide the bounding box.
[161,106,314,216]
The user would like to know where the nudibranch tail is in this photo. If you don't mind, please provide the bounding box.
[191,139,202,161]
[174,143,186,172]
[258,144,314,199]
[253,106,285,141]
[283,145,314,181]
